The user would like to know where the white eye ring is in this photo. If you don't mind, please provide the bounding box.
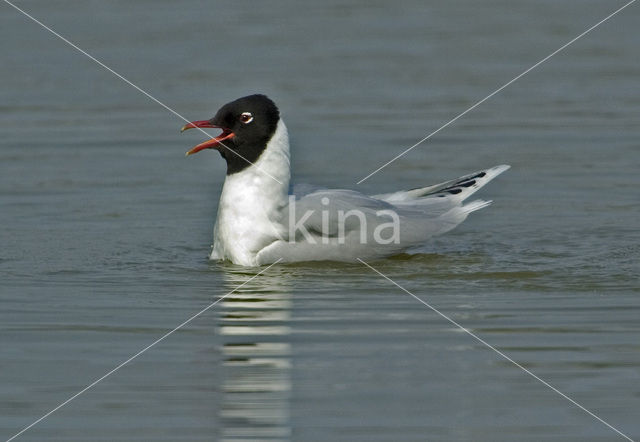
[239,112,253,124]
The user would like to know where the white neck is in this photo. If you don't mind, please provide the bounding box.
[211,119,290,265]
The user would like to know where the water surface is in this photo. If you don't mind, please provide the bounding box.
[1,1,639,441]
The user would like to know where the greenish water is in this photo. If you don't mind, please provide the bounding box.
[1,1,639,441]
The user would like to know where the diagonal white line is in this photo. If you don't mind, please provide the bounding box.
[357,258,635,442]
[1,0,283,185]
[356,0,637,184]
[5,259,282,442]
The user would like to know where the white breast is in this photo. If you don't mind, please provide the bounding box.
[211,120,291,266]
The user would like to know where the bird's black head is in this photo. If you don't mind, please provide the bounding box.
[181,94,280,174]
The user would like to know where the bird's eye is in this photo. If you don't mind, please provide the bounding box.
[239,112,253,124]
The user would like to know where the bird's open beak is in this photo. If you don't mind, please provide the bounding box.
[181,120,235,156]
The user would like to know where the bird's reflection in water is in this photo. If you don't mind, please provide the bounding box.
[217,265,293,441]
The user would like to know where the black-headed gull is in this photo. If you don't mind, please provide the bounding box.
[182,94,509,266]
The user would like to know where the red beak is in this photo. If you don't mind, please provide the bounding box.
[180,120,235,156]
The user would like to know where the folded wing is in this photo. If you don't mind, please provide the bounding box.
[256,165,510,263]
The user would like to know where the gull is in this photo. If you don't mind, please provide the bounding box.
[182,94,509,266]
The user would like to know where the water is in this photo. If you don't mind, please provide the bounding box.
[1,0,639,440]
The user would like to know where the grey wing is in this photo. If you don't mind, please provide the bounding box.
[258,190,415,263]
[257,166,510,264]
[258,188,475,264]
[281,188,468,245]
